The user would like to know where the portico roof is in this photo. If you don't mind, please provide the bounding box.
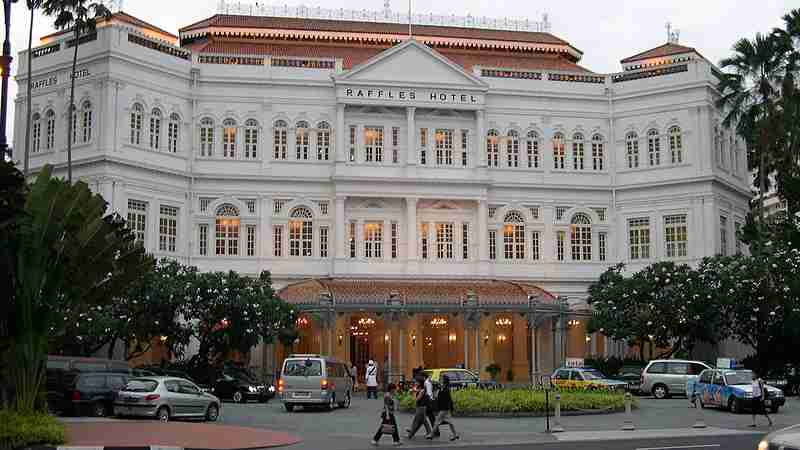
[277,278,560,311]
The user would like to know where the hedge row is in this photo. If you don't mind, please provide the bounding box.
[0,411,66,450]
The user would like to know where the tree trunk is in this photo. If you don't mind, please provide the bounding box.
[23,5,34,176]
[66,26,80,184]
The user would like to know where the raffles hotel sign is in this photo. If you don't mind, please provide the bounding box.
[339,86,484,107]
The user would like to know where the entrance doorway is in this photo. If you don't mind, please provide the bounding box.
[349,315,377,383]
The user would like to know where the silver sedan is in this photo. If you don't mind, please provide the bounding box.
[114,376,221,422]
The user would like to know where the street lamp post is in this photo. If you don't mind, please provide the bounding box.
[0,0,19,160]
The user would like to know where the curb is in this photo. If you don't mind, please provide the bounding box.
[28,446,290,450]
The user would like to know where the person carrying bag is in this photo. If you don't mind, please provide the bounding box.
[372,383,401,446]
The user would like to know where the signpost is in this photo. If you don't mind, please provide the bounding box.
[539,374,552,433]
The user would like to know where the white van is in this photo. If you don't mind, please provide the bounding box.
[279,354,352,412]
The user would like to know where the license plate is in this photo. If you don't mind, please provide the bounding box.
[124,397,139,403]
[293,392,310,398]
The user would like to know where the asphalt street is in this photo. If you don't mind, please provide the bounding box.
[410,434,763,450]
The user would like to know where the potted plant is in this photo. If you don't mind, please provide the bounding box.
[485,363,501,381]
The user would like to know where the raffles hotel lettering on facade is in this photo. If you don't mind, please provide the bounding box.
[15,8,751,380]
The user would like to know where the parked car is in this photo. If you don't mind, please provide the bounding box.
[279,354,352,412]
[694,369,785,414]
[423,368,498,390]
[613,368,644,394]
[114,376,221,422]
[640,359,711,399]
[758,423,800,450]
[551,367,629,391]
[48,371,129,417]
[212,366,274,403]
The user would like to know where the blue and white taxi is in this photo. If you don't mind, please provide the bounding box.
[694,369,785,414]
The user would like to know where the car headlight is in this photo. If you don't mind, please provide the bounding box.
[248,386,257,393]
[268,385,276,393]
[758,439,769,450]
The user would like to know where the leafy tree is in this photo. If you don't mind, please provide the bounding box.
[6,165,151,412]
[41,0,111,183]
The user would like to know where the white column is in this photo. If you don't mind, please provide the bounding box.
[406,197,418,261]
[478,200,488,261]
[335,196,346,259]
[406,107,416,166]
[336,104,345,162]
[476,109,486,168]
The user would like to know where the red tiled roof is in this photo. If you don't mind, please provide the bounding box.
[40,11,177,41]
[180,14,570,47]
[621,42,697,64]
[192,38,591,72]
[277,278,557,307]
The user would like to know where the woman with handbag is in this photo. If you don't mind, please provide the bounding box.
[372,383,401,446]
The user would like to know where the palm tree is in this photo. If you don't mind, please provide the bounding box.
[23,0,44,178]
[41,0,111,184]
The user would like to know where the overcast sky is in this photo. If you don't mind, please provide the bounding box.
[2,0,796,145]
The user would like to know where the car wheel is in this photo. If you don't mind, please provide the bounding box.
[157,406,170,423]
[652,384,669,399]
[327,394,336,411]
[728,398,740,414]
[206,404,220,422]
[232,391,244,403]
[93,401,108,417]
[284,403,294,412]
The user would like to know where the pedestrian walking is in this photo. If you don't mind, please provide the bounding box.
[426,375,459,441]
[686,374,698,408]
[349,362,358,393]
[366,360,379,399]
[423,372,439,438]
[406,380,432,439]
[750,373,773,427]
[372,383,402,446]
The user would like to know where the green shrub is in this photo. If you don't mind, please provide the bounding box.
[398,388,631,415]
[0,411,66,450]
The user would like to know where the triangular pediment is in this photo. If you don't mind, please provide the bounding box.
[336,39,487,88]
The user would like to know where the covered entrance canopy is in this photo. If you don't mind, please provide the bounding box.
[277,278,596,383]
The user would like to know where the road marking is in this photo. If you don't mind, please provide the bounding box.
[636,445,721,450]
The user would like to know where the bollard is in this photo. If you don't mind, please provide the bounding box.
[552,392,565,432]
[692,399,707,429]
[621,392,635,431]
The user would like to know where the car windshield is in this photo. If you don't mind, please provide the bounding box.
[724,371,753,385]
[123,379,157,392]
[283,359,322,376]
[581,370,605,380]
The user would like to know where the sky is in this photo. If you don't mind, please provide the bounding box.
[1,0,796,145]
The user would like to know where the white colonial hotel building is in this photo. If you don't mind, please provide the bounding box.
[14,3,751,381]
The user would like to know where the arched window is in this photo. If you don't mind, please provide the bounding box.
[69,104,77,144]
[200,118,214,157]
[296,121,309,160]
[626,132,639,168]
[526,131,540,168]
[506,130,520,168]
[317,121,330,161]
[503,210,525,260]
[45,110,55,150]
[31,113,41,153]
[244,119,258,159]
[289,207,313,257]
[222,118,237,158]
[130,103,143,145]
[572,132,584,170]
[150,109,162,149]
[570,213,592,261]
[215,204,240,256]
[591,134,604,170]
[80,101,92,143]
[486,129,499,167]
[553,132,565,169]
[647,129,660,166]
[168,113,180,153]
[274,120,287,160]
[669,126,682,164]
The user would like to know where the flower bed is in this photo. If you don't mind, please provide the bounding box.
[0,410,66,449]
[398,387,632,417]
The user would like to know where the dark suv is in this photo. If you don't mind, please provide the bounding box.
[49,372,129,416]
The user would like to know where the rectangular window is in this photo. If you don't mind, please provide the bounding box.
[349,126,357,162]
[489,230,497,260]
[391,222,399,259]
[573,139,584,170]
[273,126,286,159]
[435,129,454,165]
[720,216,728,256]
[364,222,383,258]
[246,200,256,214]
[246,225,256,256]
[507,136,520,168]
[503,224,525,260]
[127,199,147,245]
[289,220,313,257]
[320,226,329,258]
[419,128,427,165]
[527,138,539,168]
[530,207,540,220]
[531,231,540,260]
[420,223,429,260]
[316,127,329,161]
[392,127,400,164]
[557,230,565,261]
[436,223,454,259]
[364,127,384,162]
[273,199,285,214]
[735,222,742,254]
[665,214,688,258]
[273,225,283,257]
[199,224,208,256]
[628,217,650,260]
[349,221,357,258]
[592,140,604,170]
[462,223,469,260]
[158,205,178,252]
[461,130,468,167]
[168,121,179,153]
[555,206,568,221]
[599,232,607,261]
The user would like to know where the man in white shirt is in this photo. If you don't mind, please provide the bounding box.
[750,373,773,427]
[366,360,379,399]
[423,372,439,437]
